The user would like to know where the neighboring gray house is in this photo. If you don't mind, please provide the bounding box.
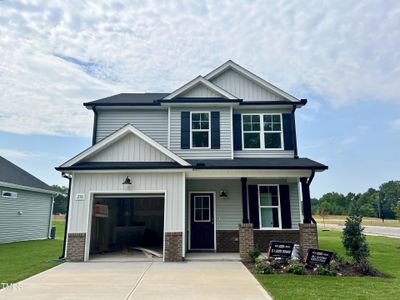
[57,61,327,262]
[0,156,56,243]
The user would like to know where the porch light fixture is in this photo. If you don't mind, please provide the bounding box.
[219,190,228,198]
[122,176,132,185]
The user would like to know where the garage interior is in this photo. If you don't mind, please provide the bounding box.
[89,194,164,260]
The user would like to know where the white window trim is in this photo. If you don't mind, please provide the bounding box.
[190,111,211,149]
[193,195,211,222]
[258,184,282,230]
[241,113,284,150]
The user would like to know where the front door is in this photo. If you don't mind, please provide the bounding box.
[190,193,214,250]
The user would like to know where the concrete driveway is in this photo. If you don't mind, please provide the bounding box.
[0,261,271,300]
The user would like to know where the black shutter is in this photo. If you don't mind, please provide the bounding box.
[233,114,242,150]
[181,112,190,149]
[211,111,220,149]
[282,113,294,150]
[248,185,260,229]
[279,185,292,229]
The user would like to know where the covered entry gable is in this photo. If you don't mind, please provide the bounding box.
[59,124,190,168]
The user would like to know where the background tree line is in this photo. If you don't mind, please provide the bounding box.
[312,180,400,219]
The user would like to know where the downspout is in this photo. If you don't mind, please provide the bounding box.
[47,195,55,238]
[291,106,299,159]
[59,173,72,259]
[308,170,316,224]
[91,106,98,146]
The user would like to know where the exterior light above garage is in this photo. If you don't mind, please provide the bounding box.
[122,176,132,185]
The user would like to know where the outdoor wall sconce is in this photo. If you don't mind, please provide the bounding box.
[219,190,228,198]
[122,176,132,185]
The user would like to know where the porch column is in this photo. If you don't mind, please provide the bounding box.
[300,177,312,224]
[241,177,249,223]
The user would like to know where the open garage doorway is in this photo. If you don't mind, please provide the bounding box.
[89,194,165,261]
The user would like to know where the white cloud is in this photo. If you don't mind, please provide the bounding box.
[1,0,400,137]
[391,119,400,131]
[0,148,35,159]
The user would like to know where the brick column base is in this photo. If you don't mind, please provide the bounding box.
[299,223,318,259]
[239,223,254,261]
[67,233,86,262]
[164,232,183,262]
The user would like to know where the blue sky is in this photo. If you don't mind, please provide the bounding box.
[0,0,399,197]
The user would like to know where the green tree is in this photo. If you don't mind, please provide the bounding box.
[52,185,68,214]
[379,181,400,219]
[395,201,400,222]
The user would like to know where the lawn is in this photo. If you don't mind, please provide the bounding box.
[0,219,65,286]
[257,230,400,300]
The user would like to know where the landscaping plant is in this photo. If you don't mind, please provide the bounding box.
[255,260,274,274]
[286,260,306,275]
[248,247,261,262]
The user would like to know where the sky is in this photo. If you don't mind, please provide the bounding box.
[0,0,399,197]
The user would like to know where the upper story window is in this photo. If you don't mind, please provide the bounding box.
[191,112,210,148]
[242,113,283,150]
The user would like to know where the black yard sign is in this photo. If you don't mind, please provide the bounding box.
[267,241,294,259]
[305,248,333,265]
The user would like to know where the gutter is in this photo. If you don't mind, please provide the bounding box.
[91,106,98,146]
[59,173,72,259]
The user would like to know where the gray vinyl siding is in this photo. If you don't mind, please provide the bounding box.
[186,179,242,230]
[0,186,52,243]
[87,133,173,162]
[211,68,286,101]
[96,109,168,146]
[170,107,232,159]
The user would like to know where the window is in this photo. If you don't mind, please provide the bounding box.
[264,114,282,149]
[191,112,210,148]
[243,115,261,148]
[1,191,18,198]
[258,185,280,228]
[242,114,283,149]
[194,195,210,222]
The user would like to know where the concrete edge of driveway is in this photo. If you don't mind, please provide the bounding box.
[239,262,273,299]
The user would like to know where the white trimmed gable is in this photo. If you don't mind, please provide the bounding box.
[60,124,190,167]
[87,133,173,162]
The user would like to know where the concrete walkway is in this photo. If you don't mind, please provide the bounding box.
[0,262,271,300]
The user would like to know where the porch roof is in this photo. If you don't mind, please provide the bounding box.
[56,157,327,171]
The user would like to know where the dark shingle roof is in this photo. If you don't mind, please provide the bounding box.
[84,93,169,107]
[0,156,54,191]
[56,158,327,171]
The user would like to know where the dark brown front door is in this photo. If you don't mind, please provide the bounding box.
[190,193,214,250]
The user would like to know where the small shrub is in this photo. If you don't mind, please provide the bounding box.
[332,251,346,264]
[255,261,274,274]
[269,258,284,270]
[316,265,337,276]
[286,261,306,275]
[329,260,340,271]
[248,248,261,262]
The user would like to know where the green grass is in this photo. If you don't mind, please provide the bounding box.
[0,219,66,286]
[0,239,63,285]
[257,231,400,299]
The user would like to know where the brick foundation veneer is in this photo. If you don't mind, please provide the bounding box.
[254,230,300,252]
[299,223,318,258]
[67,233,86,262]
[239,224,254,261]
[216,230,239,252]
[164,232,183,262]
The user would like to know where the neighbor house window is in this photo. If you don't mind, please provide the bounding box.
[242,114,283,149]
[258,185,281,228]
[191,112,210,148]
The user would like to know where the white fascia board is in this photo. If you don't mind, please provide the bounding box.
[205,60,300,102]
[163,76,238,100]
[160,102,240,107]
[60,124,190,168]
[0,181,56,195]
[186,169,312,179]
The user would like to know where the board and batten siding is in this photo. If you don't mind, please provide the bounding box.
[186,179,242,230]
[169,107,232,159]
[0,186,52,243]
[96,109,168,146]
[211,68,286,101]
[181,85,220,98]
[87,133,173,162]
[69,172,184,234]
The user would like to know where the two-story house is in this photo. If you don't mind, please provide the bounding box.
[57,61,327,262]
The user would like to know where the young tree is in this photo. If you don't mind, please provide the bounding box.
[342,215,370,273]
[395,202,400,222]
[52,185,68,214]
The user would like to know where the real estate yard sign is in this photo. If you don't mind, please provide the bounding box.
[268,241,294,259]
[305,248,333,265]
